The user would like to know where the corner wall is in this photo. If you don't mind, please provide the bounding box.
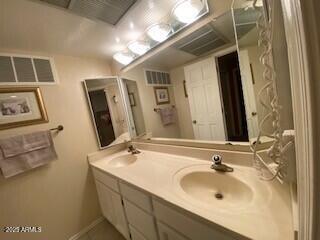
[0,51,112,240]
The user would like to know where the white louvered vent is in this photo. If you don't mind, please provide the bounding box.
[0,54,57,85]
[144,69,171,86]
[39,0,137,26]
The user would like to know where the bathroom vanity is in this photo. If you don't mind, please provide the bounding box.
[88,143,294,240]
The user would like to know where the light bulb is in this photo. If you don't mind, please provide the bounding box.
[128,40,150,55]
[173,0,204,24]
[113,52,135,65]
[146,23,172,43]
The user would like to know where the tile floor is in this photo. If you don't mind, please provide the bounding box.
[77,220,125,240]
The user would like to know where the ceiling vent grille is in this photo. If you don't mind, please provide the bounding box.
[233,8,259,39]
[144,69,171,86]
[172,23,228,56]
[0,54,57,85]
[39,0,137,25]
[41,0,71,8]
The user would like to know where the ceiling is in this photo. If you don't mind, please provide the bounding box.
[0,0,232,61]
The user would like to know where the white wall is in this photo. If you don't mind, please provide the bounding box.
[125,80,146,136]
[0,50,112,240]
[121,66,181,138]
[170,66,194,139]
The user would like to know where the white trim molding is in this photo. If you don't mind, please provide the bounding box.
[280,0,316,239]
[68,217,104,240]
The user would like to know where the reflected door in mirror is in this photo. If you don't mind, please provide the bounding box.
[184,58,226,141]
[217,51,249,141]
[88,90,115,146]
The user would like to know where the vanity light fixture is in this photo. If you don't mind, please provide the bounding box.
[128,40,151,55]
[113,52,135,65]
[172,0,205,24]
[146,23,172,43]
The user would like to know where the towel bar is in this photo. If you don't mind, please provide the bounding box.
[50,125,64,132]
[154,105,175,112]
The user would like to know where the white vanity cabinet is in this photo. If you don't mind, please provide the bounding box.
[95,181,130,239]
[92,168,130,240]
[120,182,158,240]
[92,167,242,240]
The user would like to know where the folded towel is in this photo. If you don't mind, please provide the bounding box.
[0,131,57,178]
[0,131,51,158]
[159,107,176,126]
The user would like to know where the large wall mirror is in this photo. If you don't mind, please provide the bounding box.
[84,78,130,148]
[119,0,293,148]
[120,10,258,144]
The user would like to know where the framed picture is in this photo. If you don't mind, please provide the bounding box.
[0,87,48,130]
[128,92,136,107]
[154,87,170,105]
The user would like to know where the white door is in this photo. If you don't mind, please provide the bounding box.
[184,58,226,141]
[95,181,130,240]
[238,50,259,139]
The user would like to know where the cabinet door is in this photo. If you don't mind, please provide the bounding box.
[95,180,130,239]
[129,225,148,240]
[157,222,188,240]
[110,191,130,239]
[95,180,114,223]
[124,200,158,240]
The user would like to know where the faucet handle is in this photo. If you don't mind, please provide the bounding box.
[212,155,222,164]
[128,145,134,152]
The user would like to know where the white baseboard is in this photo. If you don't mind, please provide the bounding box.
[68,216,104,240]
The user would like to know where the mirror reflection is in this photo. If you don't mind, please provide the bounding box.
[121,10,261,143]
[121,78,146,138]
[84,78,130,148]
[233,2,265,140]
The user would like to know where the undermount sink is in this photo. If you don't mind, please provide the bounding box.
[174,165,254,209]
[107,154,137,168]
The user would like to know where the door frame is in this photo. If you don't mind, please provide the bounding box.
[280,0,316,239]
[213,45,239,140]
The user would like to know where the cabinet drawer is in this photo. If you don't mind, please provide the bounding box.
[153,199,238,240]
[124,200,157,240]
[92,168,119,193]
[129,225,148,240]
[157,222,188,240]
[120,182,152,213]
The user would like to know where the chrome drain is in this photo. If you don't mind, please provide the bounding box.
[215,192,223,200]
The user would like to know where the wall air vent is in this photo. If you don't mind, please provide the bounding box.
[39,0,137,26]
[0,54,57,85]
[144,69,171,86]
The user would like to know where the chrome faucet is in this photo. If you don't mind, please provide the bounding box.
[211,155,233,172]
[128,145,141,155]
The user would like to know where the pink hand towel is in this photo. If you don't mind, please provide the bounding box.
[159,107,176,126]
[0,131,57,178]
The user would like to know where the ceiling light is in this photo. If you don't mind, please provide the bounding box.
[115,37,120,43]
[146,23,172,43]
[172,0,204,24]
[113,52,135,65]
[128,40,151,55]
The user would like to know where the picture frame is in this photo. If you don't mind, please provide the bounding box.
[0,87,48,130]
[128,92,136,107]
[154,87,170,105]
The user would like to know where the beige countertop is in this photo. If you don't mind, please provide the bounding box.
[89,148,294,240]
